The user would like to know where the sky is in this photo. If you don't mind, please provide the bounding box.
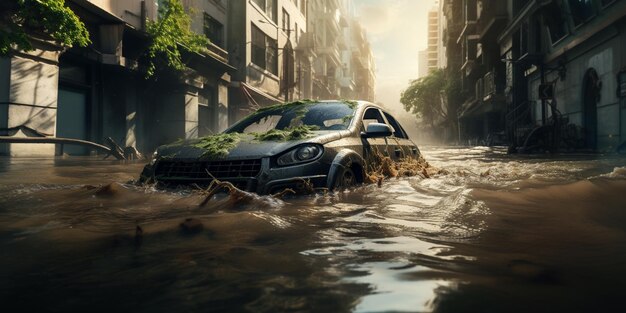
[353,0,439,117]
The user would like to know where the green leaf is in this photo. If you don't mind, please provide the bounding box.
[144,0,209,78]
[0,0,90,55]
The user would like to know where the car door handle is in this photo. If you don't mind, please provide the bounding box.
[411,147,418,155]
[394,148,402,157]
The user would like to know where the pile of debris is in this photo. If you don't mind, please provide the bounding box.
[364,149,446,186]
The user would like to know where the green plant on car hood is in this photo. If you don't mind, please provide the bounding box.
[252,125,320,141]
[192,133,242,158]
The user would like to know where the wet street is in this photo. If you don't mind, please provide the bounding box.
[1,146,626,313]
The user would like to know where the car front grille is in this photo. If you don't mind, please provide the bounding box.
[154,159,262,181]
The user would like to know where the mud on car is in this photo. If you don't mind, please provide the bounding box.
[140,100,421,194]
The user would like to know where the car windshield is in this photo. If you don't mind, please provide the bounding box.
[228,102,355,134]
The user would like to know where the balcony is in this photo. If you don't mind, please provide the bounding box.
[477,1,509,41]
[482,71,505,103]
[338,76,356,90]
[456,21,477,44]
[319,10,341,34]
[318,46,341,66]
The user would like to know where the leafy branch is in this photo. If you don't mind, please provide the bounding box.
[400,68,461,129]
[0,0,90,56]
[144,0,209,78]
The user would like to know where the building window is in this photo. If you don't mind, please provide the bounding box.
[520,21,529,55]
[567,0,595,27]
[299,0,306,16]
[543,2,568,45]
[252,0,277,23]
[203,13,223,47]
[282,9,290,34]
[251,24,278,74]
[198,88,217,136]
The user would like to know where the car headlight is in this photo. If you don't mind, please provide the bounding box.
[277,144,323,166]
[149,151,159,165]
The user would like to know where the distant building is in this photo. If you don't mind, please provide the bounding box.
[307,0,346,99]
[226,0,312,124]
[427,6,440,72]
[437,0,447,68]
[350,21,376,102]
[419,3,443,78]
[307,0,375,101]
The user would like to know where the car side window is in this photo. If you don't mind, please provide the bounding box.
[362,108,386,130]
[383,112,408,139]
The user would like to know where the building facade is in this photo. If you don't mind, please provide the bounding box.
[0,0,233,157]
[0,0,380,158]
[500,0,626,152]
[443,0,626,151]
[443,0,509,144]
[427,7,441,73]
[307,0,346,99]
[226,0,311,124]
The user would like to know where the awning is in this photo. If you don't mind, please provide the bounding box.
[182,48,235,75]
[235,82,284,104]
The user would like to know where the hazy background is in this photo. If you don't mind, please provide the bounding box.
[353,0,439,142]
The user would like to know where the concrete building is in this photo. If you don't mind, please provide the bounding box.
[307,0,347,99]
[501,0,626,152]
[0,0,233,156]
[437,0,447,69]
[427,6,441,72]
[226,0,312,123]
[337,0,357,99]
[350,21,376,102]
[443,0,508,144]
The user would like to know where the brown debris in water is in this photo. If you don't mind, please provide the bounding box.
[198,172,315,207]
[271,188,296,199]
[364,149,445,187]
[198,179,254,207]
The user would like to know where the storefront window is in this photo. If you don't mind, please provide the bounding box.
[567,0,595,27]
[544,2,568,44]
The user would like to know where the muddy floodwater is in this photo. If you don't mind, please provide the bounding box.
[1,147,626,313]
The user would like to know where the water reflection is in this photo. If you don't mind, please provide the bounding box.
[1,148,626,312]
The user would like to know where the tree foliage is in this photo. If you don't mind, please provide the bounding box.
[401,69,461,129]
[0,0,90,56]
[145,0,209,78]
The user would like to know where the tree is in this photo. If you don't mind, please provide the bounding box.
[144,0,209,78]
[0,0,90,56]
[401,69,461,132]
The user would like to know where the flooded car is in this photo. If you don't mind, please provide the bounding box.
[140,100,421,194]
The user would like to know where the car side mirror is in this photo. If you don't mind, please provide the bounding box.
[361,123,392,138]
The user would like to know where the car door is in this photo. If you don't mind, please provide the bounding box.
[383,112,420,160]
[361,107,391,167]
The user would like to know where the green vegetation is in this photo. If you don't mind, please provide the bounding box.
[341,100,359,109]
[193,133,241,158]
[0,0,90,55]
[145,0,209,78]
[400,68,461,130]
[253,125,319,141]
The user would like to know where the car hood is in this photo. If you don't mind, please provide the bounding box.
[156,130,349,160]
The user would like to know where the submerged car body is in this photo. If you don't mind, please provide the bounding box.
[140,100,421,194]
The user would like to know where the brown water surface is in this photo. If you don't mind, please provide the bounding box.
[1,147,625,312]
